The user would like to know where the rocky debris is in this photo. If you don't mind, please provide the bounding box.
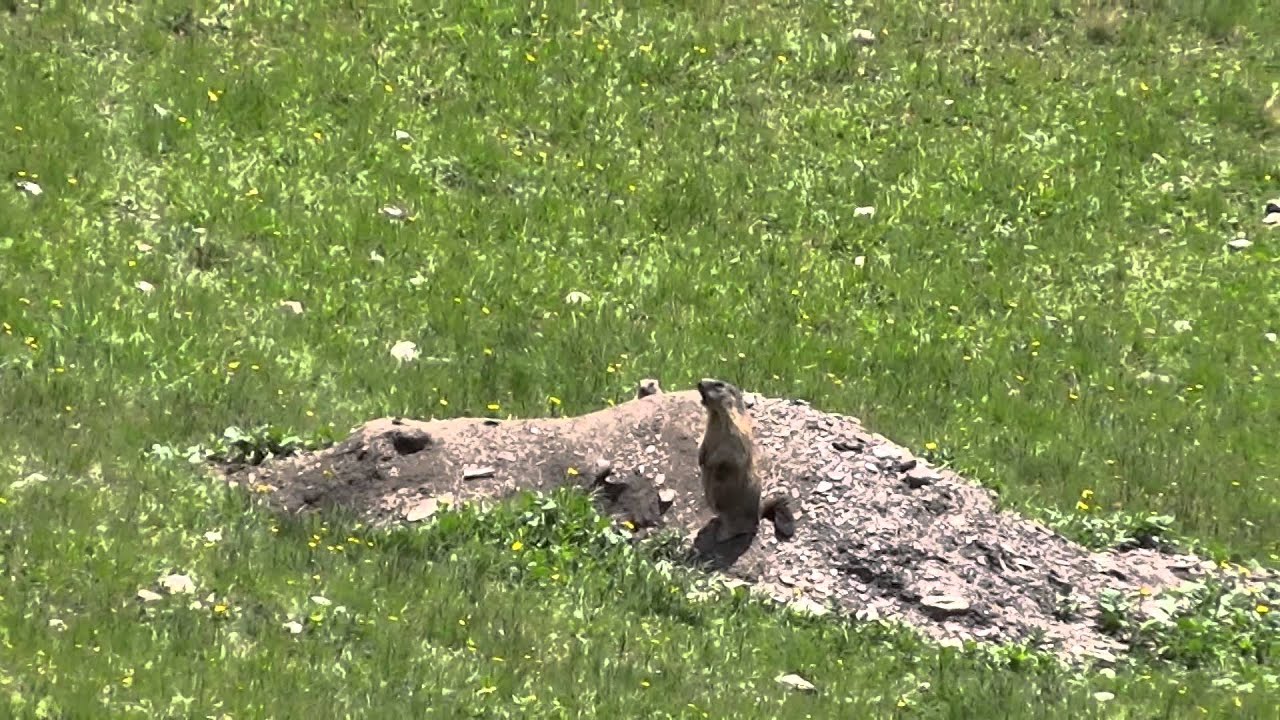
[221,385,1274,664]
[1265,198,1280,227]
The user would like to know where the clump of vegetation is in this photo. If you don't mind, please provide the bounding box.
[147,423,335,466]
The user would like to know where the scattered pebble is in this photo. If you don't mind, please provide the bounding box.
[15,179,42,196]
[279,300,305,316]
[1227,237,1253,251]
[463,465,496,480]
[379,204,409,220]
[389,340,420,363]
[851,28,877,45]
[159,573,196,595]
[920,595,971,617]
[775,673,817,693]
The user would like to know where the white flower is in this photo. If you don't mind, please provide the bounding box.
[309,595,332,607]
[389,340,420,363]
[1266,332,1277,343]
[203,529,223,544]
[1172,320,1192,334]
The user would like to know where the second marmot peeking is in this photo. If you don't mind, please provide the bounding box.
[697,378,796,542]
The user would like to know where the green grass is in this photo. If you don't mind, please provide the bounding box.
[3,0,1280,716]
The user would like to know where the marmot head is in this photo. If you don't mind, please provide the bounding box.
[635,378,663,399]
[697,378,746,414]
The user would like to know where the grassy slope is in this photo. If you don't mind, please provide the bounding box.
[1,0,1278,716]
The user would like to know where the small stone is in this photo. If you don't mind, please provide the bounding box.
[657,488,677,507]
[775,673,817,693]
[814,480,833,494]
[851,28,877,45]
[15,179,42,196]
[135,280,155,294]
[389,340,420,363]
[463,465,495,480]
[394,129,413,142]
[654,473,666,485]
[1267,332,1278,344]
[1082,648,1118,666]
[283,620,304,635]
[1093,691,1115,702]
[159,573,196,595]
[853,205,875,217]
[1265,212,1280,226]
[563,290,591,304]
[404,498,441,522]
[644,444,656,455]
[1226,237,1253,251]
[920,594,971,617]
[136,589,164,603]
[825,469,847,482]
[279,300,304,316]
[787,597,829,617]
[379,204,409,219]
[871,444,903,460]
[903,466,940,489]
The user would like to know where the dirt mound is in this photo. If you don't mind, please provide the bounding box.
[223,386,1265,663]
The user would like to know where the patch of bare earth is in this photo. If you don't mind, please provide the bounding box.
[222,386,1270,664]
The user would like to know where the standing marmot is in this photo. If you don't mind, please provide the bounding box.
[697,378,796,542]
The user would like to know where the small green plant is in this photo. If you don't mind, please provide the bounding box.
[1040,488,1180,552]
[146,424,334,466]
[1098,588,1135,637]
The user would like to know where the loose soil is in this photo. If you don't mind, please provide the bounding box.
[221,384,1271,664]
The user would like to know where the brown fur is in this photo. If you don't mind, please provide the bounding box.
[697,378,796,542]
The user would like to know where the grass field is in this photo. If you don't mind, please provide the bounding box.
[3,0,1280,716]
